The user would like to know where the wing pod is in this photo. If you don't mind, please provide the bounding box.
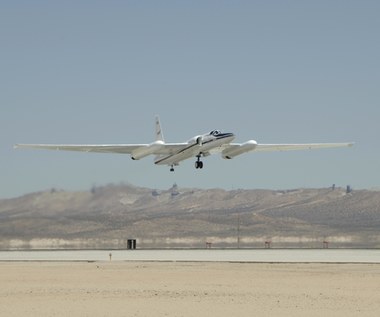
[131,140,165,160]
[222,140,258,159]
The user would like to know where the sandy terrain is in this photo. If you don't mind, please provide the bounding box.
[0,261,379,317]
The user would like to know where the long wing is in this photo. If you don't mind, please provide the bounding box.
[219,141,354,159]
[14,143,188,155]
[253,142,354,152]
[15,141,354,161]
[14,144,145,154]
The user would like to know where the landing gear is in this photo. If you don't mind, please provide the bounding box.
[170,165,175,172]
[195,155,204,169]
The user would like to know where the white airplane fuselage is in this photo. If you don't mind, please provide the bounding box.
[154,131,235,166]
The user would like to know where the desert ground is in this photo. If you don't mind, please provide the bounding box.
[0,261,379,317]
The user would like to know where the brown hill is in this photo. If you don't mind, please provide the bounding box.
[0,184,379,249]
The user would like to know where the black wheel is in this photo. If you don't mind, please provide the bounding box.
[195,161,203,169]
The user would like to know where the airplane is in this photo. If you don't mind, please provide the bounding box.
[15,116,354,172]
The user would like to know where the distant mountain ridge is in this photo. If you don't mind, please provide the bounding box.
[1,184,379,249]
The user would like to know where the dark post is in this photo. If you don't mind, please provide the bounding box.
[127,239,137,250]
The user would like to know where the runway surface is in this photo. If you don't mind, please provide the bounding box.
[1,261,379,317]
[1,249,380,263]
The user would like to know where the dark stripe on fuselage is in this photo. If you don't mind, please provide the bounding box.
[154,142,200,165]
[154,133,234,165]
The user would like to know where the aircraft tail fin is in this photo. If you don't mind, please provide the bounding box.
[155,115,165,142]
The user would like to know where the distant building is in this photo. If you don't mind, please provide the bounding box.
[171,183,179,197]
[152,189,160,197]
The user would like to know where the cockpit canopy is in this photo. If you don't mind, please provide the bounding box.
[209,130,222,136]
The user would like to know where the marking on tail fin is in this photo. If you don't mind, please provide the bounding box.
[155,115,164,142]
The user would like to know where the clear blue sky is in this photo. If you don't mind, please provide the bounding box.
[1,1,379,198]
